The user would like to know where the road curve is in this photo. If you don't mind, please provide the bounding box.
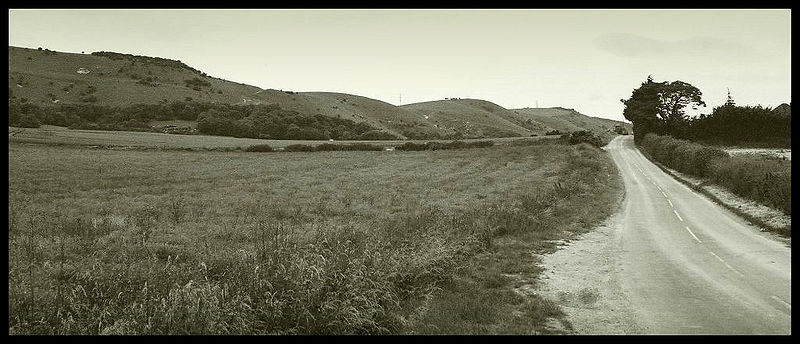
[606,135,791,334]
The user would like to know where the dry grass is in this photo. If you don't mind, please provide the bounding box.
[9,140,620,334]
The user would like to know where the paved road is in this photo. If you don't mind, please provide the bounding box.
[607,135,791,334]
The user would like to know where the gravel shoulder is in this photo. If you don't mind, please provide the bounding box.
[535,205,646,334]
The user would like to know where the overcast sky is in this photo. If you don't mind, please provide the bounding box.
[8,9,791,121]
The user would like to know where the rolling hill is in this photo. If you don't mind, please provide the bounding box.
[9,45,630,139]
[244,89,441,139]
[513,107,630,134]
[401,99,540,138]
[8,46,261,106]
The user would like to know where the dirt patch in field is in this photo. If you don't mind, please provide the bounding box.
[534,212,647,334]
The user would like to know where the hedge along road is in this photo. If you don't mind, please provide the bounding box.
[606,135,790,334]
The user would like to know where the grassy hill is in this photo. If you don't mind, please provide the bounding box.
[9,46,629,139]
[401,99,538,138]
[513,107,631,134]
[8,46,261,106]
[245,90,441,139]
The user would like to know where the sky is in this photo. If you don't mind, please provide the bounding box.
[7,9,792,122]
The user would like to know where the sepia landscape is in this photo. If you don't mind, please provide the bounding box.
[8,9,790,335]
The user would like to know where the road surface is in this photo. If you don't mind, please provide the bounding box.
[607,135,791,334]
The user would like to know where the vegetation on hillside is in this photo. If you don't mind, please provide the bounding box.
[8,100,400,140]
[10,46,633,141]
[91,51,206,76]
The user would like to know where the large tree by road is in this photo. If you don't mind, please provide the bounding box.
[621,76,705,142]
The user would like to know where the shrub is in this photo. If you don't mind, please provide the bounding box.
[709,156,791,214]
[245,144,274,152]
[640,133,728,178]
[11,112,41,128]
[79,95,98,103]
[357,130,400,140]
[639,133,790,214]
[184,78,211,88]
[395,142,427,151]
[567,130,603,147]
[283,144,316,152]
[394,140,494,151]
[315,143,384,151]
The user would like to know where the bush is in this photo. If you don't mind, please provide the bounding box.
[395,142,427,151]
[394,140,494,151]
[283,144,316,152]
[245,144,274,152]
[709,156,791,214]
[639,133,790,214]
[567,130,603,147]
[315,143,384,151]
[10,112,41,128]
[640,133,727,178]
[357,130,400,140]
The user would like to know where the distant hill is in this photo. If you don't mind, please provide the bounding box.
[245,90,441,139]
[512,107,631,134]
[9,45,630,139]
[401,98,541,138]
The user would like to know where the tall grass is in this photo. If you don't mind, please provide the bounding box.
[639,133,790,214]
[394,140,494,151]
[9,141,619,334]
[409,143,621,333]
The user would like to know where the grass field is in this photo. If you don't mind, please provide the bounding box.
[724,148,791,161]
[9,125,556,150]
[8,138,621,334]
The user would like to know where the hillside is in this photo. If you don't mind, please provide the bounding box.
[8,46,439,139]
[8,46,261,106]
[245,90,441,139]
[513,107,631,134]
[9,45,629,139]
[401,99,539,138]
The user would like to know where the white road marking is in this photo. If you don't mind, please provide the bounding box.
[770,296,792,310]
[673,210,683,222]
[709,252,745,277]
[684,226,702,243]
[664,193,671,201]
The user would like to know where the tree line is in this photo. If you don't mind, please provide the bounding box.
[8,99,401,141]
[620,76,790,147]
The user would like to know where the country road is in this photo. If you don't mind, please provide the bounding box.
[606,135,791,334]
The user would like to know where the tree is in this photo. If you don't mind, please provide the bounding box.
[621,76,705,141]
[621,76,664,141]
